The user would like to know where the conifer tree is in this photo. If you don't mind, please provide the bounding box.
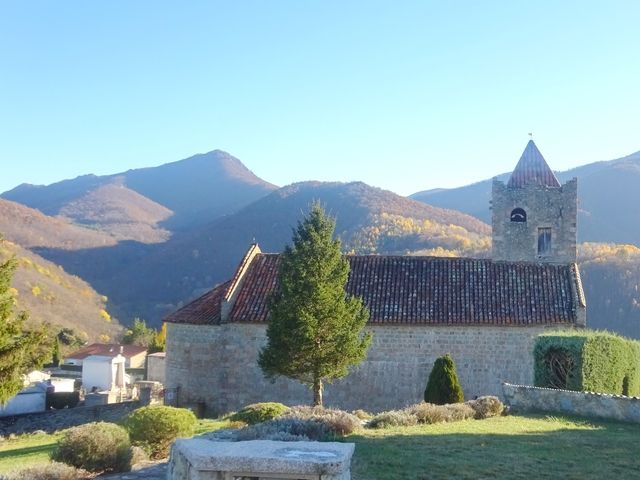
[0,245,50,403]
[424,353,464,405]
[259,203,372,407]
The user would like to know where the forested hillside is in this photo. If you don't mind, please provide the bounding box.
[0,236,122,342]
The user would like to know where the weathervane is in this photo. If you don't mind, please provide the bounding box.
[528,132,533,139]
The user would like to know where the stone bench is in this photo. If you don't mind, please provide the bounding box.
[168,438,355,480]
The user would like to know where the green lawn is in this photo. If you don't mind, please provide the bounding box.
[0,415,638,479]
[350,414,640,480]
[0,431,62,474]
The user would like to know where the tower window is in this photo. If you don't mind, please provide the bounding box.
[538,227,552,255]
[510,208,527,222]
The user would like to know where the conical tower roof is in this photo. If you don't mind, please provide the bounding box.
[507,140,561,188]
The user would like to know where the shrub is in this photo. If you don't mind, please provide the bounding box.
[352,409,372,420]
[442,403,475,421]
[124,405,196,459]
[285,406,361,436]
[406,402,448,424]
[534,331,640,395]
[51,422,131,473]
[2,462,86,480]
[368,410,418,429]
[229,402,290,425]
[234,417,328,442]
[424,354,464,405]
[466,396,504,419]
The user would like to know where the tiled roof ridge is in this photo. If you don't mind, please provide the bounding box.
[256,251,571,267]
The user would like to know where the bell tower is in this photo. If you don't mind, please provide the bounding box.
[491,140,577,263]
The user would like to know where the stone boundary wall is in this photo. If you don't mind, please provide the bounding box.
[502,383,640,423]
[167,323,552,415]
[0,400,143,435]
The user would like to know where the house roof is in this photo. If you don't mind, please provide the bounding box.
[65,343,147,360]
[508,140,561,188]
[165,253,585,327]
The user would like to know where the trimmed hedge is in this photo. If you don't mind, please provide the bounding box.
[534,330,640,396]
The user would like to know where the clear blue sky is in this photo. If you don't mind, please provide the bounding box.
[1,1,639,196]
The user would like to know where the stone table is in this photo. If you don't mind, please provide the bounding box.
[168,439,355,480]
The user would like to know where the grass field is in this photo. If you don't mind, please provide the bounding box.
[350,414,640,480]
[0,414,638,478]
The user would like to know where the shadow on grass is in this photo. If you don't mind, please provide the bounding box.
[0,443,54,461]
[349,415,640,480]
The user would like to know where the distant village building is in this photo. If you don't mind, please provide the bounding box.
[64,343,147,369]
[165,141,586,414]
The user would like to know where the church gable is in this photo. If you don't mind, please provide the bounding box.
[166,252,585,327]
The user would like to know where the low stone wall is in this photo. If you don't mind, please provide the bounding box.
[0,400,142,435]
[502,383,640,423]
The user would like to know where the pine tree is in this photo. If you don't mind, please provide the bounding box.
[424,354,464,405]
[0,248,50,404]
[258,203,372,407]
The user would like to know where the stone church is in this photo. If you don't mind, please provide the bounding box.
[165,140,586,413]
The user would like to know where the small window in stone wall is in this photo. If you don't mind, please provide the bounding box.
[538,227,552,255]
[510,208,527,222]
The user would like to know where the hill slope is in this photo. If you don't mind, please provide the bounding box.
[411,150,640,245]
[2,150,278,234]
[0,198,117,249]
[58,180,172,243]
[0,237,123,342]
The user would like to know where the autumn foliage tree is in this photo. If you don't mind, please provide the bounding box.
[259,203,372,407]
[0,244,51,403]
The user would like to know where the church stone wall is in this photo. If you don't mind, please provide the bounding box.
[492,178,577,263]
[166,322,557,415]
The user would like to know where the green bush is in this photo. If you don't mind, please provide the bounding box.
[229,402,290,425]
[51,422,132,473]
[424,354,464,405]
[123,405,196,459]
[534,330,640,396]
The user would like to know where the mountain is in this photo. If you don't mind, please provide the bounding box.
[2,150,278,234]
[411,150,640,245]
[36,181,491,325]
[0,237,123,342]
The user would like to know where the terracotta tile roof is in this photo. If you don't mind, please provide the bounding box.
[65,343,147,360]
[508,140,561,188]
[166,253,583,326]
[165,280,231,325]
